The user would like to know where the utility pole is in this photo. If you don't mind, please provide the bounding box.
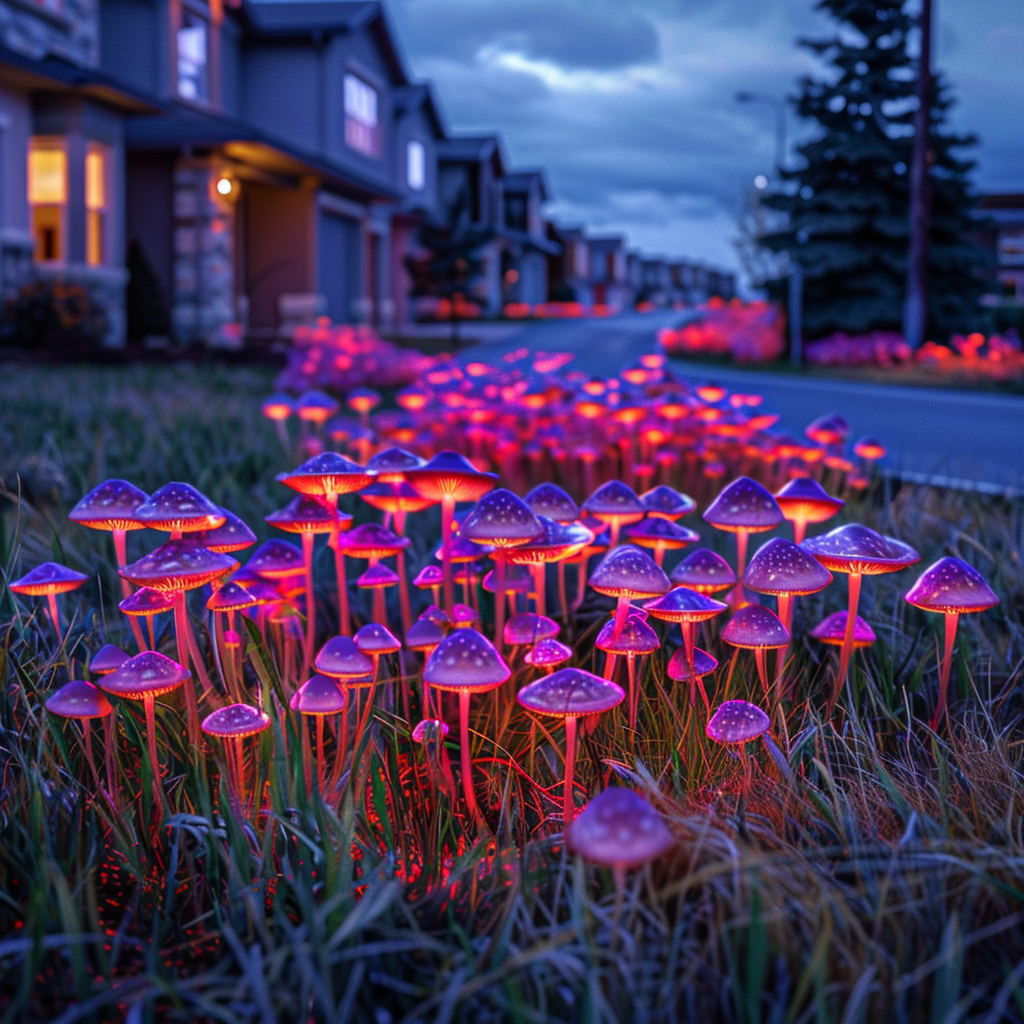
[903,0,933,349]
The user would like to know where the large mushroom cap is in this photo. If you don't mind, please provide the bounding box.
[134,482,225,534]
[46,680,113,719]
[504,612,560,646]
[644,586,727,623]
[707,700,770,744]
[360,481,434,515]
[120,539,237,592]
[810,611,876,647]
[744,537,833,596]
[596,615,660,655]
[774,477,844,524]
[202,703,271,739]
[624,518,700,550]
[119,586,174,616]
[406,451,498,502]
[315,636,374,680]
[89,644,129,675]
[524,483,580,523]
[198,508,257,553]
[567,787,674,870]
[246,539,307,578]
[355,622,401,654]
[721,604,791,649]
[10,562,88,596]
[506,518,594,565]
[98,652,190,700]
[905,557,999,614]
[582,480,645,523]
[265,494,340,535]
[524,638,574,667]
[517,667,624,717]
[460,489,544,549]
[290,674,348,715]
[640,485,696,520]
[802,524,920,575]
[405,613,447,651]
[424,628,510,693]
[589,545,671,599]
[279,451,374,497]
[703,476,783,533]
[343,522,409,559]
[669,548,737,593]
[666,646,718,681]
[68,479,149,532]
[366,446,426,483]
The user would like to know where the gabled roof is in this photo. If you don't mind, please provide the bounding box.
[503,169,550,203]
[437,135,506,176]
[393,83,446,139]
[242,1,408,84]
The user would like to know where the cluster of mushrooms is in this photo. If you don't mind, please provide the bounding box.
[11,359,1001,885]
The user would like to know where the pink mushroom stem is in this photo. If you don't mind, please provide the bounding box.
[493,551,508,653]
[792,517,808,546]
[441,495,457,613]
[458,690,481,821]
[931,610,960,730]
[143,694,165,809]
[735,529,749,579]
[612,596,630,639]
[754,647,769,695]
[396,549,413,637]
[316,715,326,791]
[172,592,200,747]
[112,529,148,652]
[301,531,316,681]
[563,714,578,826]
[531,563,547,618]
[627,655,638,732]
[557,563,569,622]
[831,572,863,709]
[46,593,63,646]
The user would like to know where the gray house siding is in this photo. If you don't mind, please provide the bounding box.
[318,207,361,323]
[99,0,161,97]
[241,44,320,154]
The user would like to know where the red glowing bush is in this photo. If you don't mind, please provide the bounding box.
[658,300,785,364]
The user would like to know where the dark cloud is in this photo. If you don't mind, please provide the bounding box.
[385,0,1023,273]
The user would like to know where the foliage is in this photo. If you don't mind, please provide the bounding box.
[760,0,990,341]
[0,279,109,355]
[1,365,1023,1021]
[659,300,785,363]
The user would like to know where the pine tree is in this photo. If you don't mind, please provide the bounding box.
[761,0,988,341]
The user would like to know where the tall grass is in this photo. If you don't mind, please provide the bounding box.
[0,363,1022,1022]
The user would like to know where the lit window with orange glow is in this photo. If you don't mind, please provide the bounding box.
[86,145,109,266]
[28,140,67,262]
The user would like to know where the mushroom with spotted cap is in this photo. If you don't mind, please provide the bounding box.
[706,699,790,787]
[589,544,670,639]
[774,477,844,545]
[201,703,270,813]
[46,680,115,806]
[10,563,88,647]
[582,480,646,548]
[290,674,348,790]
[596,614,659,730]
[669,548,737,595]
[721,605,790,698]
[703,476,783,584]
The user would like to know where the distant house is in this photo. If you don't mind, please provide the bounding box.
[587,235,630,309]
[546,223,591,306]
[499,169,559,308]
[639,258,671,305]
[977,193,1024,308]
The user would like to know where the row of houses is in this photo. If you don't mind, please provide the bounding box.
[0,0,736,347]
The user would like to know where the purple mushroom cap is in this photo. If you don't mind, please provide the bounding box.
[582,480,645,519]
[524,483,580,523]
[589,545,671,599]
[290,674,348,715]
[246,539,307,578]
[640,485,696,519]
[202,703,271,738]
[46,680,113,719]
[343,522,410,558]
[10,562,89,596]
[567,787,674,870]
[278,451,374,497]
[744,537,833,596]
[119,586,174,616]
[120,539,238,592]
[355,622,401,654]
[315,636,374,680]
[504,612,560,646]
[524,638,574,667]
[666,647,719,681]
[802,524,919,576]
[904,557,999,615]
[721,605,791,649]
[423,628,511,693]
[706,700,770,744]
[198,508,257,553]
[357,563,400,588]
[412,718,450,744]
[406,614,447,651]
[669,548,737,593]
[68,479,149,531]
[89,644,129,675]
[703,476,783,533]
[810,611,876,648]
[596,615,660,655]
[624,518,700,548]
[134,482,225,533]
[644,586,727,623]
[461,489,545,548]
[517,667,625,718]
[97,652,190,700]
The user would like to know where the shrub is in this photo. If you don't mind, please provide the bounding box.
[0,278,108,355]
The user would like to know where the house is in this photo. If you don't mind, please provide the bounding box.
[546,223,591,306]
[586,235,631,309]
[976,193,1024,307]
[498,168,559,308]
[639,258,671,306]
[0,0,161,342]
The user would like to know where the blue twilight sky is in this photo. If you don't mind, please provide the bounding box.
[382,0,1024,273]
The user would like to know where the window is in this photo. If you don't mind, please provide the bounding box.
[406,140,425,190]
[177,11,209,102]
[505,193,527,232]
[28,140,66,262]
[86,144,109,266]
[344,74,379,156]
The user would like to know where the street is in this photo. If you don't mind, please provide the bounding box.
[440,311,1024,495]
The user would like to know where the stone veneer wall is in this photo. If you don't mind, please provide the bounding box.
[0,0,98,68]
[172,158,236,344]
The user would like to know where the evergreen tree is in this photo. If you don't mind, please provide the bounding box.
[760,0,988,341]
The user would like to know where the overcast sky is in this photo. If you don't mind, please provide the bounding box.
[386,0,1024,273]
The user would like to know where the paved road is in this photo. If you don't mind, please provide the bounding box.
[446,312,1024,496]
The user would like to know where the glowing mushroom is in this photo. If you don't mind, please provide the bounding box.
[119,586,174,651]
[669,548,737,595]
[517,667,624,826]
[290,674,348,790]
[133,482,225,540]
[411,718,456,802]
[523,638,573,672]
[582,480,646,549]
[774,477,844,545]
[803,524,919,709]
[623,517,699,568]
[904,557,999,729]
[201,703,270,813]
[706,698,791,787]
[721,605,790,698]
[423,627,510,821]
[810,611,876,649]
[10,563,88,646]
[703,476,783,583]
[198,507,257,554]
[89,644,129,676]
[588,544,670,639]
[45,680,115,805]
[595,614,659,730]
[666,646,719,710]
[414,564,444,606]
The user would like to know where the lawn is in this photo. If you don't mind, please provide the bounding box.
[1,362,1023,1023]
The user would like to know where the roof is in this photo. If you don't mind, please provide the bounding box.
[438,135,506,175]
[0,42,162,114]
[242,1,408,85]
[502,228,561,257]
[393,83,446,139]
[588,235,625,250]
[125,103,399,201]
[503,169,550,202]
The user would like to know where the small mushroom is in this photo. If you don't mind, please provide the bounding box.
[523,638,573,672]
[774,477,844,545]
[810,611,876,648]
[706,699,787,788]
[582,480,646,548]
[290,674,348,790]
[45,680,115,806]
[589,544,671,639]
[517,667,624,826]
[596,615,659,730]
[666,646,719,709]
[703,476,783,582]
[721,605,790,698]
[201,703,270,813]
[411,718,456,801]
[10,562,88,646]
[640,485,696,521]
[133,482,225,539]
[669,547,737,595]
